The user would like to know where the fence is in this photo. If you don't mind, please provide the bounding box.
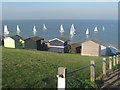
[57,55,119,89]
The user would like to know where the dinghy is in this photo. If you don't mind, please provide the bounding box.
[4,25,9,35]
[86,28,89,35]
[94,26,98,32]
[60,24,64,33]
[43,24,47,30]
[17,25,21,35]
[70,24,76,36]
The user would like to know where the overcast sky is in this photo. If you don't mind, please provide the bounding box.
[2,2,118,20]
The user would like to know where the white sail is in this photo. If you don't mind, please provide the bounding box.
[4,25,9,35]
[60,24,64,33]
[33,26,37,32]
[94,27,98,32]
[70,24,75,35]
[86,28,89,35]
[43,24,47,30]
[17,25,20,33]
[103,26,105,31]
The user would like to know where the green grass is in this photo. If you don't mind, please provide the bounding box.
[2,47,110,88]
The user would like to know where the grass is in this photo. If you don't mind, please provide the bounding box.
[2,47,110,88]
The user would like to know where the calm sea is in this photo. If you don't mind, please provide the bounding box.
[2,19,118,48]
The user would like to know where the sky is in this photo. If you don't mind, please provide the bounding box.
[2,2,118,20]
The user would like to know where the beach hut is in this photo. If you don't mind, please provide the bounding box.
[81,39,113,56]
[69,42,82,53]
[49,37,70,53]
[24,36,44,50]
[4,35,24,48]
[0,35,4,46]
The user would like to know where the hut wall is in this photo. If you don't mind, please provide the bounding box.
[25,39,37,49]
[4,37,15,48]
[50,40,64,46]
[49,47,64,53]
[81,41,100,56]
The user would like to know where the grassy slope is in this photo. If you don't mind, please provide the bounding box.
[2,47,109,88]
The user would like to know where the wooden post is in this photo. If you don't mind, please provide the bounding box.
[57,67,67,89]
[113,55,116,66]
[103,58,106,75]
[91,60,95,82]
[117,55,118,64]
[109,56,112,70]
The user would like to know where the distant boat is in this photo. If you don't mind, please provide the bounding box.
[70,24,76,36]
[60,24,64,33]
[103,26,105,31]
[17,25,20,35]
[43,24,47,30]
[4,25,9,35]
[86,28,89,35]
[33,26,37,32]
[94,26,98,32]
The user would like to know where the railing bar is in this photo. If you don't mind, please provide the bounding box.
[67,64,92,74]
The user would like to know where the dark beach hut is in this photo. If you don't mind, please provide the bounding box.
[24,36,44,50]
[69,42,82,53]
[49,37,70,53]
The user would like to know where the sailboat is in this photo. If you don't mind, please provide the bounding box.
[70,24,76,36]
[94,26,98,32]
[4,25,9,35]
[33,26,37,32]
[103,26,105,31]
[43,24,47,30]
[17,25,20,35]
[86,28,89,35]
[60,24,64,33]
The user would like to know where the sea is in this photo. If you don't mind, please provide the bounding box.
[2,19,118,48]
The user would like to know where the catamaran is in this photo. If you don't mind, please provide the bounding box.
[60,24,64,33]
[17,25,20,35]
[70,24,76,36]
[86,28,89,35]
[4,25,9,35]
[43,24,47,30]
[33,26,37,32]
[94,26,98,32]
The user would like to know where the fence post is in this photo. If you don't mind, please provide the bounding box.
[103,58,106,75]
[91,60,95,82]
[57,67,67,89]
[113,55,116,66]
[117,55,119,64]
[109,56,112,70]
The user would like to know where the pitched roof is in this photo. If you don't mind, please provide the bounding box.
[57,37,69,42]
[25,36,44,41]
[49,37,69,43]
[10,35,22,40]
[84,38,107,47]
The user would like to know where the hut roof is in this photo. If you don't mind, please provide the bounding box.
[70,42,82,46]
[10,35,22,40]
[57,37,69,42]
[49,37,69,43]
[83,38,107,47]
[25,36,44,41]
